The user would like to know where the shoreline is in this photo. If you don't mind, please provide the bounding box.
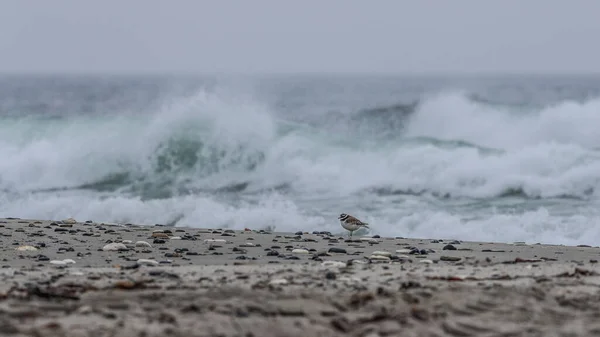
[2,217,600,336]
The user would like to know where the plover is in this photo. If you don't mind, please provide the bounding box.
[338,213,369,237]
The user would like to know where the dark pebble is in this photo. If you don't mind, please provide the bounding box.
[443,244,457,250]
[328,247,347,254]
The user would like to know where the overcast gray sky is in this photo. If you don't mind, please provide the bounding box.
[1,0,600,74]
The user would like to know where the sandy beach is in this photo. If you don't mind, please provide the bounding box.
[1,217,600,337]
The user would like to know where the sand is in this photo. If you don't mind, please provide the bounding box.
[1,218,600,337]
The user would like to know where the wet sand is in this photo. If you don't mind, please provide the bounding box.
[1,217,600,336]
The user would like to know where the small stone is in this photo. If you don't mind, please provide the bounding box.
[369,255,390,261]
[152,232,169,238]
[50,260,67,265]
[102,243,128,251]
[137,259,159,266]
[15,245,38,251]
[371,250,391,257]
[328,247,347,254]
[442,244,457,251]
[204,239,226,243]
[169,236,182,240]
[321,260,346,268]
[291,248,309,254]
[440,256,461,262]
[360,237,379,243]
[135,241,152,248]
[62,218,77,225]
[269,278,288,285]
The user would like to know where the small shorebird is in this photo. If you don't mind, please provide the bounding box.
[338,213,369,237]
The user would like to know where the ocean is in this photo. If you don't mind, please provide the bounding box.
[1,74,599,245]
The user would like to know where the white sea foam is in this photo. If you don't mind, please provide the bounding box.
[1,88,599,245]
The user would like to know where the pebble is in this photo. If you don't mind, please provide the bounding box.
[360,237,379,243]
[152,233,169,238]
[396,249,412,254]
[371,250,392,257]
[204,239,226,243]
[137,259,160,266]
[291,248,309,254]
[15,245,38,251]
[369,255,391,261]
[269,278,288,285]
[102,243,128,251]
[50,259,76,265]
[135,241,152,248]
[321,260,346,268]
[50,260,68,266]
[62,218,77,225]
[440,256,461,262]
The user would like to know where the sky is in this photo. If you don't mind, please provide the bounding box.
[1,0,600,74]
